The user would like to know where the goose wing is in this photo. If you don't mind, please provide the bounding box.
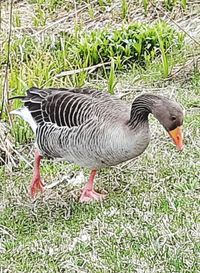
[22,87,129,128]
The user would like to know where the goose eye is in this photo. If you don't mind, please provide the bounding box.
[171,116,176,121]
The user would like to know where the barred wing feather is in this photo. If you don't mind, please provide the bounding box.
[22,87,130,129]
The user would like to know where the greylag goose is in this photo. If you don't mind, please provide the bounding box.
[11,87,184,202]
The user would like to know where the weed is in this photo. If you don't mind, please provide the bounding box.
[163,0,188,10]
[142,0,148,15]
[13,12,21,28]
[33,6,47,27]
[121,0,129,20]
[164,0,177,11]
[107,58,117,94]
[181,0,187,9]
[156,29,169,77]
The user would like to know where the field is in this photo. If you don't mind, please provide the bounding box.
[0,1,200,272]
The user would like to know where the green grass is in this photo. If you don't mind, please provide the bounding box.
[0,1,200,272]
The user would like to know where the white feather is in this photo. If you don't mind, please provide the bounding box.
[10,107,37,134]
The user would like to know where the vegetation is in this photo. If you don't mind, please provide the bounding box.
[0,1,199,273]
[76,22,184,68]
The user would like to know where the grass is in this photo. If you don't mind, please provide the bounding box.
[141,0,188,13]
[0,0,200,272]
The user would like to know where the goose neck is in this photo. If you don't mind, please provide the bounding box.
[128,94,156,129]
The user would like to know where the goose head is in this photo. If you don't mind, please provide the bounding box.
[151,97,184,151]
[129,94,184,150]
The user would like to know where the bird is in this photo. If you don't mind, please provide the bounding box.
[10,87,184,202]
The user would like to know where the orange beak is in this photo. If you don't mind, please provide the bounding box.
[168,126,184,151]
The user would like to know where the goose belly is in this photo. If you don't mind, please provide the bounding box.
[36,123,150,169]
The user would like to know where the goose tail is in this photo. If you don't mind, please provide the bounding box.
[10,107,37,134]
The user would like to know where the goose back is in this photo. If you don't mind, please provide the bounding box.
[23,87,130,127]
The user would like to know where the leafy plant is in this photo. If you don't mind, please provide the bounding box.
[75,22,184,70]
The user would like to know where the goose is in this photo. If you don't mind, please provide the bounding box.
[10,87,184,202]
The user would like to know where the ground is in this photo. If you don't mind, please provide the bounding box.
[0,1,200,273]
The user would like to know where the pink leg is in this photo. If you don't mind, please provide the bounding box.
[79,170,106,203]
[29,150,45,199]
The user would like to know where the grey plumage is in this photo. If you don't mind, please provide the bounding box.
[11,87,183,169]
